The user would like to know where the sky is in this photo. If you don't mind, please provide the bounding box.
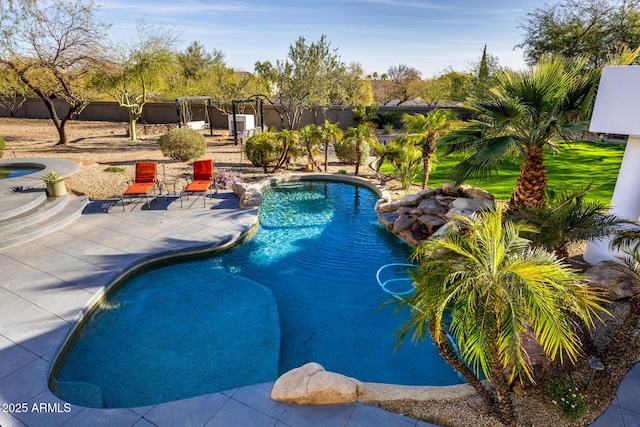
[94,0,545,78]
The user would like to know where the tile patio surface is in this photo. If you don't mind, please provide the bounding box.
[0,192,638,426]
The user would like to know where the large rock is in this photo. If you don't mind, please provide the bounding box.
[231,182,246,197]
[461,187,494,200]
[585,263,636,300]
[239,188,262,208]
[392,215,418,233]
[271,362,362,404]
[375,200,405,214]
[378,211,400,229]
[450,197,493,211]
[418,199,444,215]
[417,214,446,234]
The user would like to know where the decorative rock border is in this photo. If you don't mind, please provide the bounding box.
[271,362,477,405]
[376,182,495,247]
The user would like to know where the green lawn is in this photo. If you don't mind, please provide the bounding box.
[381,141,626,205]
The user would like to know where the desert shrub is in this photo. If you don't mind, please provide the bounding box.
[546,379,586,420]
[334,138,370,165]
[158,128,206,161]
[244,131,283,173]
[0,136,4,158]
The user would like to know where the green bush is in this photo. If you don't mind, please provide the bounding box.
[0,136,5,158]
[546,379,587,420]
[158,128,206,161]
[244,131,283,173]
[334,139,370,165]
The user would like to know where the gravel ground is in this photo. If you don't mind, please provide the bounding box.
[2,117,639,426]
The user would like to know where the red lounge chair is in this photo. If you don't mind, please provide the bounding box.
[120,162,158,211]
[180,159,217,207]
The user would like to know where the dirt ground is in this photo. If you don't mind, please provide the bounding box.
[2,117,639,426]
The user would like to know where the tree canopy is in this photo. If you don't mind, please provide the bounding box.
[518,0,640,67]
[0,0,109,144]
[254,35,364,130]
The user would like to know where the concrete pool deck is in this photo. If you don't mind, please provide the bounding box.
[0,192,436,426]
[0,191,639,426]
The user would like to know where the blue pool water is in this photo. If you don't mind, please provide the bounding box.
[0,165,44,179]
[52,181,463,408]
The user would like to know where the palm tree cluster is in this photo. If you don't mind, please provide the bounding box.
[244,120,375,175]
[396,203,608,426]
[386,52,640,425]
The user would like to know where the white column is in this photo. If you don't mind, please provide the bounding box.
[583,135,640,264]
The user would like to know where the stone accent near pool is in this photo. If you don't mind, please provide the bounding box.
[376,182,495,246]
[271,362,480,405]
[232,182,263,208]
[271,362,363,404]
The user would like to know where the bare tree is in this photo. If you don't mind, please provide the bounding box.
[0,0,109,145]
[387,64,422,105]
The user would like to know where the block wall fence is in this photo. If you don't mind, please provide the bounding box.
[0,98,467,130]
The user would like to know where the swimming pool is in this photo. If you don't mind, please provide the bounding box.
[51,180,463,408]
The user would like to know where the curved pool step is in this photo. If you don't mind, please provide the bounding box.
[0,195,89,249]
[0,189,47,221]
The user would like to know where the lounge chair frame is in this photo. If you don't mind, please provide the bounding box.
[120,162,159,211]
[180,159,217,208]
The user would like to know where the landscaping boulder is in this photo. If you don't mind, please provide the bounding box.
[239,187,262,209]
[585,263,635,300]
[271,362,362,404]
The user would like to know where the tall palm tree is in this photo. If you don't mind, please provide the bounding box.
[510,186,627,259]
[401,109,456,188]
[438,56,600,208]
[395,202,608,426]
[319,120,343,172]
[344,123,377,176]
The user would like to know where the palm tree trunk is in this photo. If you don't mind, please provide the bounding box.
[324,140,329,172]
[490,356,517,426]
[511,146,547,208]
[421,135,436,189]
[354,141,361,175]
[430,324,499,413]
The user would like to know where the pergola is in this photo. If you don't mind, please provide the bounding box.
[175,96,213,136]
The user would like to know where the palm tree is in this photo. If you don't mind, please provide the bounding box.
[319,120,343,172]
[401,109,456,188]
[510,186,627,259]
[438,56,600,208]
[298,124,323,171]
[395,202,608,426]
[343,123,378,176]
